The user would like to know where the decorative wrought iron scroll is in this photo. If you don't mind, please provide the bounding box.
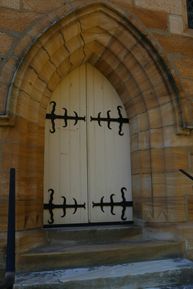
[90,106,129,136]
[187,0,193,29]
[46,101,86,133]
[44,189,86,224]
[92,187,133,220]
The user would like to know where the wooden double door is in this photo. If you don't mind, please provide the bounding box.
[44,64,132,226]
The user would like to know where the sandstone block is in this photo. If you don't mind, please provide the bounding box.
[150,128,164,149]
[163,126,193,147]
[0,58,16,84]
[19,68,42,98]
[82,27,111,48]
[37,60,56,84]
[42,33,64,60]
[160,102,175,127]
[174,56,193,79]
[169,14,184,34]
[80,11,121,35]
[100,49,120,72]
[0,83,8,113]
[125,94,146,118]
[122,78,141,100]
[0,32,13,54]
[23,0,65,12]
[57,58,72,79]
[148,107,162,129]
[16,229,46,254]
[134,0,183,15]
[47,71,61,92]
[128,6,168,30]
[140,174,153,198]
[118,29,137,50]
[0,0,20,9]
[140,150,152,173]
[138,112,149,132]
[185,195,193,221]
[131,151,141,174]
[49,46,69,69]
[129,116,139,135]
[16,199,43,230]
[156,34,193,58]
[63,35,83,56]
[0,8,40,32]
[143,89,159,110]
[131,174,142,197]
[131,133,139,152]
[151,148,165,173]
[165,147,189,171]
[138,130,150,150]
[61,21,81,43]
[181,78,193,95]
[95,59,115,79]
[0,203,8,231]
[31,48,50,74]
[69,49,85,67]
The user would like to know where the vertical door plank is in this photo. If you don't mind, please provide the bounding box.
[44,66,88,225]
[87,64,132,223]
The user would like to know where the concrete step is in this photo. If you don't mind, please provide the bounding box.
[146,284,193,289]
[14,258,193,289]
[17,239,184,272]
[45,225,142,244]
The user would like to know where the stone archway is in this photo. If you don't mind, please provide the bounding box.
[2,3,188,243]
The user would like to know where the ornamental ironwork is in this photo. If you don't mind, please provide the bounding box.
[44,189,86,224]
[46,101,86,133]
[90,106,129,136]
[92,187,133,221]
[46,103,129,136]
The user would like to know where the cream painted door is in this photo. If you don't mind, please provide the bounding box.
[44,64,132,226]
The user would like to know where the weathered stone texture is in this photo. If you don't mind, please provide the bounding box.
[134,0,183,15]
[174,56,193,79]
[0,83,8,112]
[156,34,193,58]
[150,128,164,149]
[0,0,192,267]
[23,0,66,12]
[0,0,191,125]
[0,8,40,32]
[128,6,168,30]
[148,107,162,129]
[165,147,190,172]
[0,0,20,9]
[0,32,13,54]
[169,14,184,34]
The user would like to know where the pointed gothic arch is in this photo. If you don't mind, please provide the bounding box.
[2,3,188,234]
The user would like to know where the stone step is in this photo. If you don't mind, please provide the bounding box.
[45,225,142,244]
[17,239,184,272]
[14,258,193,289]
[145,284,193,289]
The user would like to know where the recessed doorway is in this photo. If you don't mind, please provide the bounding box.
[44,64,133,226]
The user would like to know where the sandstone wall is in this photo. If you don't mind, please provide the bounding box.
[0,0,193,268]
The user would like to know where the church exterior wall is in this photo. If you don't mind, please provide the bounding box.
[0,0,193,270]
